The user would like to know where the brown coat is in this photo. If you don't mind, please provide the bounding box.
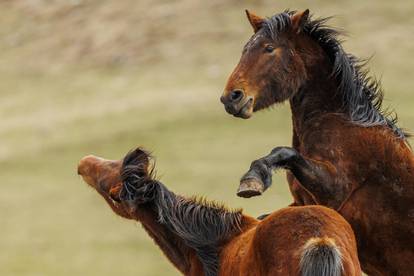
[78,148,362,275]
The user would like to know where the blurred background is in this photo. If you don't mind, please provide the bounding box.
[0,0,413,275]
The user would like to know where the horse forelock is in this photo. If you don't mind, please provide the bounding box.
[120,148,156,201]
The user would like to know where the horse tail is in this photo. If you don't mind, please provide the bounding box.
[300,237,343,276]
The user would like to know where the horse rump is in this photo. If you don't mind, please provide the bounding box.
[300,237,343,276]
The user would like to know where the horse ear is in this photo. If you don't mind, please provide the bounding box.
[245,10,264,33]
[122,147,152,176]
[291,9,309,34]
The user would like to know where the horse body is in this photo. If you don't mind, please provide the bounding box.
[78,147,362,276]
[221,9,414,275]
[221,206,360,276]
[290,113,414,275]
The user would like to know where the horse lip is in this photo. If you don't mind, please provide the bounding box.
[233,98,253,118]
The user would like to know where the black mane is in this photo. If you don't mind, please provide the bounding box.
[120,148,243,276]
[261,11,408,139]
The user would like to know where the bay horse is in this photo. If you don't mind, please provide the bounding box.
[78,147,361,276]
[221,9,414,275]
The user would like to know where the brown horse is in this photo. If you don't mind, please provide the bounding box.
[78,147,361,276]
[221,9,414,275]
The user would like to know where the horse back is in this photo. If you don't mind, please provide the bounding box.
[250,205,361,275]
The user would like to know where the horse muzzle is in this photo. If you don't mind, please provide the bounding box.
[221,92,254,119]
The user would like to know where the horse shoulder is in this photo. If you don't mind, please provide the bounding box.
[219,226,260,276]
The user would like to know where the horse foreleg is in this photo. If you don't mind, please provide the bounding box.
[237,146,343,207]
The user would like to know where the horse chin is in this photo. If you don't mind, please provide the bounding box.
[234,109,252,119]
[80,175,97,189]
[81,175,110,197]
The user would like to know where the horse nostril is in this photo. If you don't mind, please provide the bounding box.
[230,90,244,103]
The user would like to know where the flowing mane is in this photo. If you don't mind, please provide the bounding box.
[120,148,243,276]
[260,11,408,139]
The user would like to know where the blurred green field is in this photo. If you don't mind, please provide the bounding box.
[0,1,413,275]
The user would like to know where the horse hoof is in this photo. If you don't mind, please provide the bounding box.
[237,178,264,198]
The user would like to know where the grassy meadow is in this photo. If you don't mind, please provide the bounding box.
[0,1,413,275]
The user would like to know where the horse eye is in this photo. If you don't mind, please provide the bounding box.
[264,45,275,53]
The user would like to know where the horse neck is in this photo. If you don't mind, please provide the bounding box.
[289,43,343,138]
[134,193,254,276]
[132,205,200,275]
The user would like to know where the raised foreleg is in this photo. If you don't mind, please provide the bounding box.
[238,147,345,208]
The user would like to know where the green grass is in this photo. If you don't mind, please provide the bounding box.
[0,0,413,275]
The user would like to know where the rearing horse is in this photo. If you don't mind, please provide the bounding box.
[221,9,414,275]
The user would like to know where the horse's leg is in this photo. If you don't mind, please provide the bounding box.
[237,146,342,207]
[286,172,317,205]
